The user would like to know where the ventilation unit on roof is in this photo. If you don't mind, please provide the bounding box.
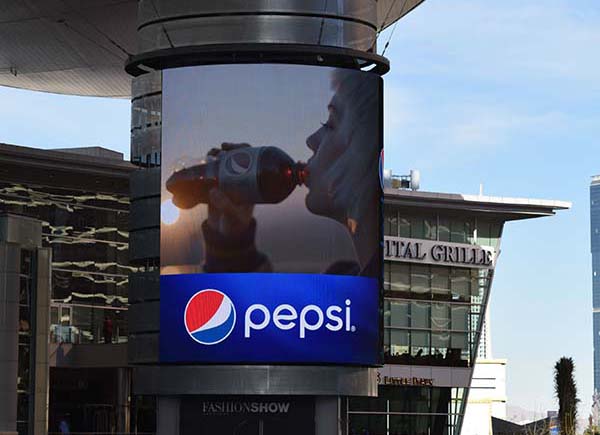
[383,169,420,191]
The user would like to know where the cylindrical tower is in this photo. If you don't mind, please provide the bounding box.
[127,2,389,434]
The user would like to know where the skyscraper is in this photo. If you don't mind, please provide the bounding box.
[591,175,600,394]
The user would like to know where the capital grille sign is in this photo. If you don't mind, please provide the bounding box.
[384,236,497,269]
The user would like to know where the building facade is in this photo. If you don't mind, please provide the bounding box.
[0,144,133,435]
[592,175,600,396]
[346,188,568,435]
[0,139,569,435]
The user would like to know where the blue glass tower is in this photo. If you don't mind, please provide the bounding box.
[592,176,600,393]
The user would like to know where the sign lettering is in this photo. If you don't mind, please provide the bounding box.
[384,236,496,269]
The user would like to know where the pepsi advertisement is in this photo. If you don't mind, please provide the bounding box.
[160,64,382,365]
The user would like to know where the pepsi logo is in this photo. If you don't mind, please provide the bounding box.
[225,151,252,175]
[184,289,236,345]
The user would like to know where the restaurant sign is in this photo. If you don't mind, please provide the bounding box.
[384,236,497,269]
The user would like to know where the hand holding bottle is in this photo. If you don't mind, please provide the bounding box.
[205,143,255,236]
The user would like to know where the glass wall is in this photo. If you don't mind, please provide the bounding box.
[348,386,468,435]
[384,209,502,248]
[382,208,500,367]
[383,264,491,367]
[347,206,503,435]
[0,181,130,344]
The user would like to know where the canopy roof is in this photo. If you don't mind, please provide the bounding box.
[0,0,424,97]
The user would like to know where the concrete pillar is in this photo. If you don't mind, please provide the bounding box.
[0,243,19,435]
[315,396,342,435]
[0,215,47,435]
[157,397,180,435]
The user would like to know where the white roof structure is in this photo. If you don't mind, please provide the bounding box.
[0,0,425,98]
[385,188,571,221]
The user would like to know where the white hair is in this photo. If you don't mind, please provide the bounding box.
[327,69,380,226]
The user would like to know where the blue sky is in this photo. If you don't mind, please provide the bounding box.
[382,0,599,417]
[0,0,597,419]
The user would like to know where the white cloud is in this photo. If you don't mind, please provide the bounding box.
[386,0,600,95]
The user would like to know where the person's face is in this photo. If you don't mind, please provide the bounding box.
[305,92,351,221]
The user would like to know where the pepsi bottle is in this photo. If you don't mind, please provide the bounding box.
[166,146,306,209]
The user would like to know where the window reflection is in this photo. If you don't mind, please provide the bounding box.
[383,261,492,368]
[384,212,502,248]
[0,181,130,345]
[349,387,464,435]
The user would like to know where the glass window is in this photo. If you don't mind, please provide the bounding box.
[17,345,30,390]
[450,220,467,243]
[383,300,391,327]
[411,265,430,296]
[438,218,450,242]
[490,223,502,248]
[410,216,425,238]
[431,303,450,331]
[477,220,492,246]
[383,262,391,290]
[389,415,416,435]
[471,270,482,299]
[424,217,437,240]
[411,331,430,358]
[411,301,430,329]
[385,210,398,236]
[19,306,30,334]
[466,220,475,244]
[431,388,451,418]
[385,386,431,415]
[349,396,387,413]
[399,217,411,237]
[386,329,409,358]
[451,305,469,331]
[450,333,468,351]
[432,332,450,360]
[446,333,468,366]
[431,266,450,300]
[413,414,431,435]
[450,269,470,301]
[50,306,59,325]
[349,414,386,435]
[390,263,410,293]
[19,276,30,305]
[388,300,409,328]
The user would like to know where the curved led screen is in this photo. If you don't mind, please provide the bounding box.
[160,63,382,365]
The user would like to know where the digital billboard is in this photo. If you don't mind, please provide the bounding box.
[160,63,382,365]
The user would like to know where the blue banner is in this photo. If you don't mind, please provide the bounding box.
[160,273,380,365]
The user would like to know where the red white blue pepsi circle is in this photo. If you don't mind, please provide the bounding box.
[184,289,236,345]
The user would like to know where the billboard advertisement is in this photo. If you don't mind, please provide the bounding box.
[160,63,382,365]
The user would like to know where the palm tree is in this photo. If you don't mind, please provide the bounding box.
[554,357,579,435]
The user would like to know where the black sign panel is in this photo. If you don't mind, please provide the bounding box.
[180,396,315,435]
